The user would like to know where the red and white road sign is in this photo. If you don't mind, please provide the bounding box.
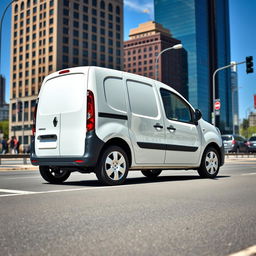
[214,101,221,111]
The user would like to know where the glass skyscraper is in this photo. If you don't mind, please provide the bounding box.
[154,0,232,133]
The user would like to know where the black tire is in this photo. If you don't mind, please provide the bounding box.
[141,169,162,179]
[39,166,71,184]
[197,147,220,178]
[95,146,129,186]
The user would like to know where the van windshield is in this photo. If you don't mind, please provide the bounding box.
[38,74,86,115]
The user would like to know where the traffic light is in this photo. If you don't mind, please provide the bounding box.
[246,56,253,74]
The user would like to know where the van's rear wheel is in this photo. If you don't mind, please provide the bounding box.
[141,169,162,179]
[96,146,129,186]
[197,147,220,178]
[39,166,71,184]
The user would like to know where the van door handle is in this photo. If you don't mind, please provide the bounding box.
[153,123,163,129]
[167,125,176,131]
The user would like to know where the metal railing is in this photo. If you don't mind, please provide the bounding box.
[0,154,30,165]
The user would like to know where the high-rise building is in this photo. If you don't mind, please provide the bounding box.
[248,112,256,127]
[231,64,239,134]
[10,0,123,146]
[123,21,188,98]
[155,0,232,133]
[0,75,6,106]
[0,75,9,121]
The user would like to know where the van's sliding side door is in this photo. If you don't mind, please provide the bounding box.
[126,78,166,164]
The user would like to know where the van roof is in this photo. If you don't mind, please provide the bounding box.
[43,66,191,109]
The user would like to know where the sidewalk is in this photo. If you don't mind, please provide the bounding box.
[0,158,37,171]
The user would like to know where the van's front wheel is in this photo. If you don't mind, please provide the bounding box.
[39,166,71,184]
[96,146,129,186]
[197,147,220,178]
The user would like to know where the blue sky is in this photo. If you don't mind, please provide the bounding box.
[0,0,255,120]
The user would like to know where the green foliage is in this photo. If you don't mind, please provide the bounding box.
[241,119,249,130]
[240,126,256,139]
[0,120,9,138]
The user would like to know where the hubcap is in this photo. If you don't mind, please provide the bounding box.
[50,168,67,178]
[105,151,126,181]
[205,151,218,174]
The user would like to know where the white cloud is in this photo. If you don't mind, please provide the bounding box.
[124,0,154,19]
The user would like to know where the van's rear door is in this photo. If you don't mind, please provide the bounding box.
[35,73,87,157]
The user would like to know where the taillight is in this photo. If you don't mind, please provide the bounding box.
[32,99,38,136]
[59,69,70,75]
[232,140,236,145]
[86,90,95,132]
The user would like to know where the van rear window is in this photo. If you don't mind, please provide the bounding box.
[38,74,86,115]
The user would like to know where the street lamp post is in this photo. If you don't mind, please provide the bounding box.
[155,43,183,81]
[212,60,246,127]
[0,0,18,73]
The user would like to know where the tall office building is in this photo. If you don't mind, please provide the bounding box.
[124,21,188,98]
[231,64,239,134]
[155,0,232,133]
[10,0,123,146]
[0,75,9,121]
[0,75,6,106]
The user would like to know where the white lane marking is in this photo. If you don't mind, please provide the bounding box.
[0,189,34,195]
[241,172,256,176]
[0,185,133,198]
[4,176,40,180]
[228,245,256,256]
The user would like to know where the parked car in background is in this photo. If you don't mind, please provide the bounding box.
[247,136,256,152]
[221,134,248,153]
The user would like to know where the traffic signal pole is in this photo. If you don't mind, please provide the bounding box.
[212,60,246,126]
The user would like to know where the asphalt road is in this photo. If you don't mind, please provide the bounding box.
[0,159,255,256]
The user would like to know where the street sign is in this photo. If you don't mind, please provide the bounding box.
[214,100,221,111]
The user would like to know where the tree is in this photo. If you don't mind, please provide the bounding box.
[0,120,9,138]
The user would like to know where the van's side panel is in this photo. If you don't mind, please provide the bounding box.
[124,74,166,165]
[93,68,133,158]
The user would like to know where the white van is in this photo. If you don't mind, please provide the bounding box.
[31,66,224,185]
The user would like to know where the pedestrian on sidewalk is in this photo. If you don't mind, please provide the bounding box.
[1,137,8,154]
[8,136,17,154]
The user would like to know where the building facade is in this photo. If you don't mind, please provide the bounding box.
[123,21,188,98]
[10,0,123,146]
[155,0,232,133]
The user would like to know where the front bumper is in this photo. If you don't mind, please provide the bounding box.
[220,144,225,166]
[30,131,105,168]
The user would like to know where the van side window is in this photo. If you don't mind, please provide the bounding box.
[160,88,192,123]
[127,80,158,117]
[104,77,127,112]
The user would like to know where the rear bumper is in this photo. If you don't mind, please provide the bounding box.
[30,131,105,168]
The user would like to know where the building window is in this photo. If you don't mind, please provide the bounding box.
[74,12,79,19]
[74,3,79,9]
[116,6,120,15]
[108,3,113,12]
[100,0,105,9]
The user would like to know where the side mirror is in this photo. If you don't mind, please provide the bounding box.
[194,109,202,125]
